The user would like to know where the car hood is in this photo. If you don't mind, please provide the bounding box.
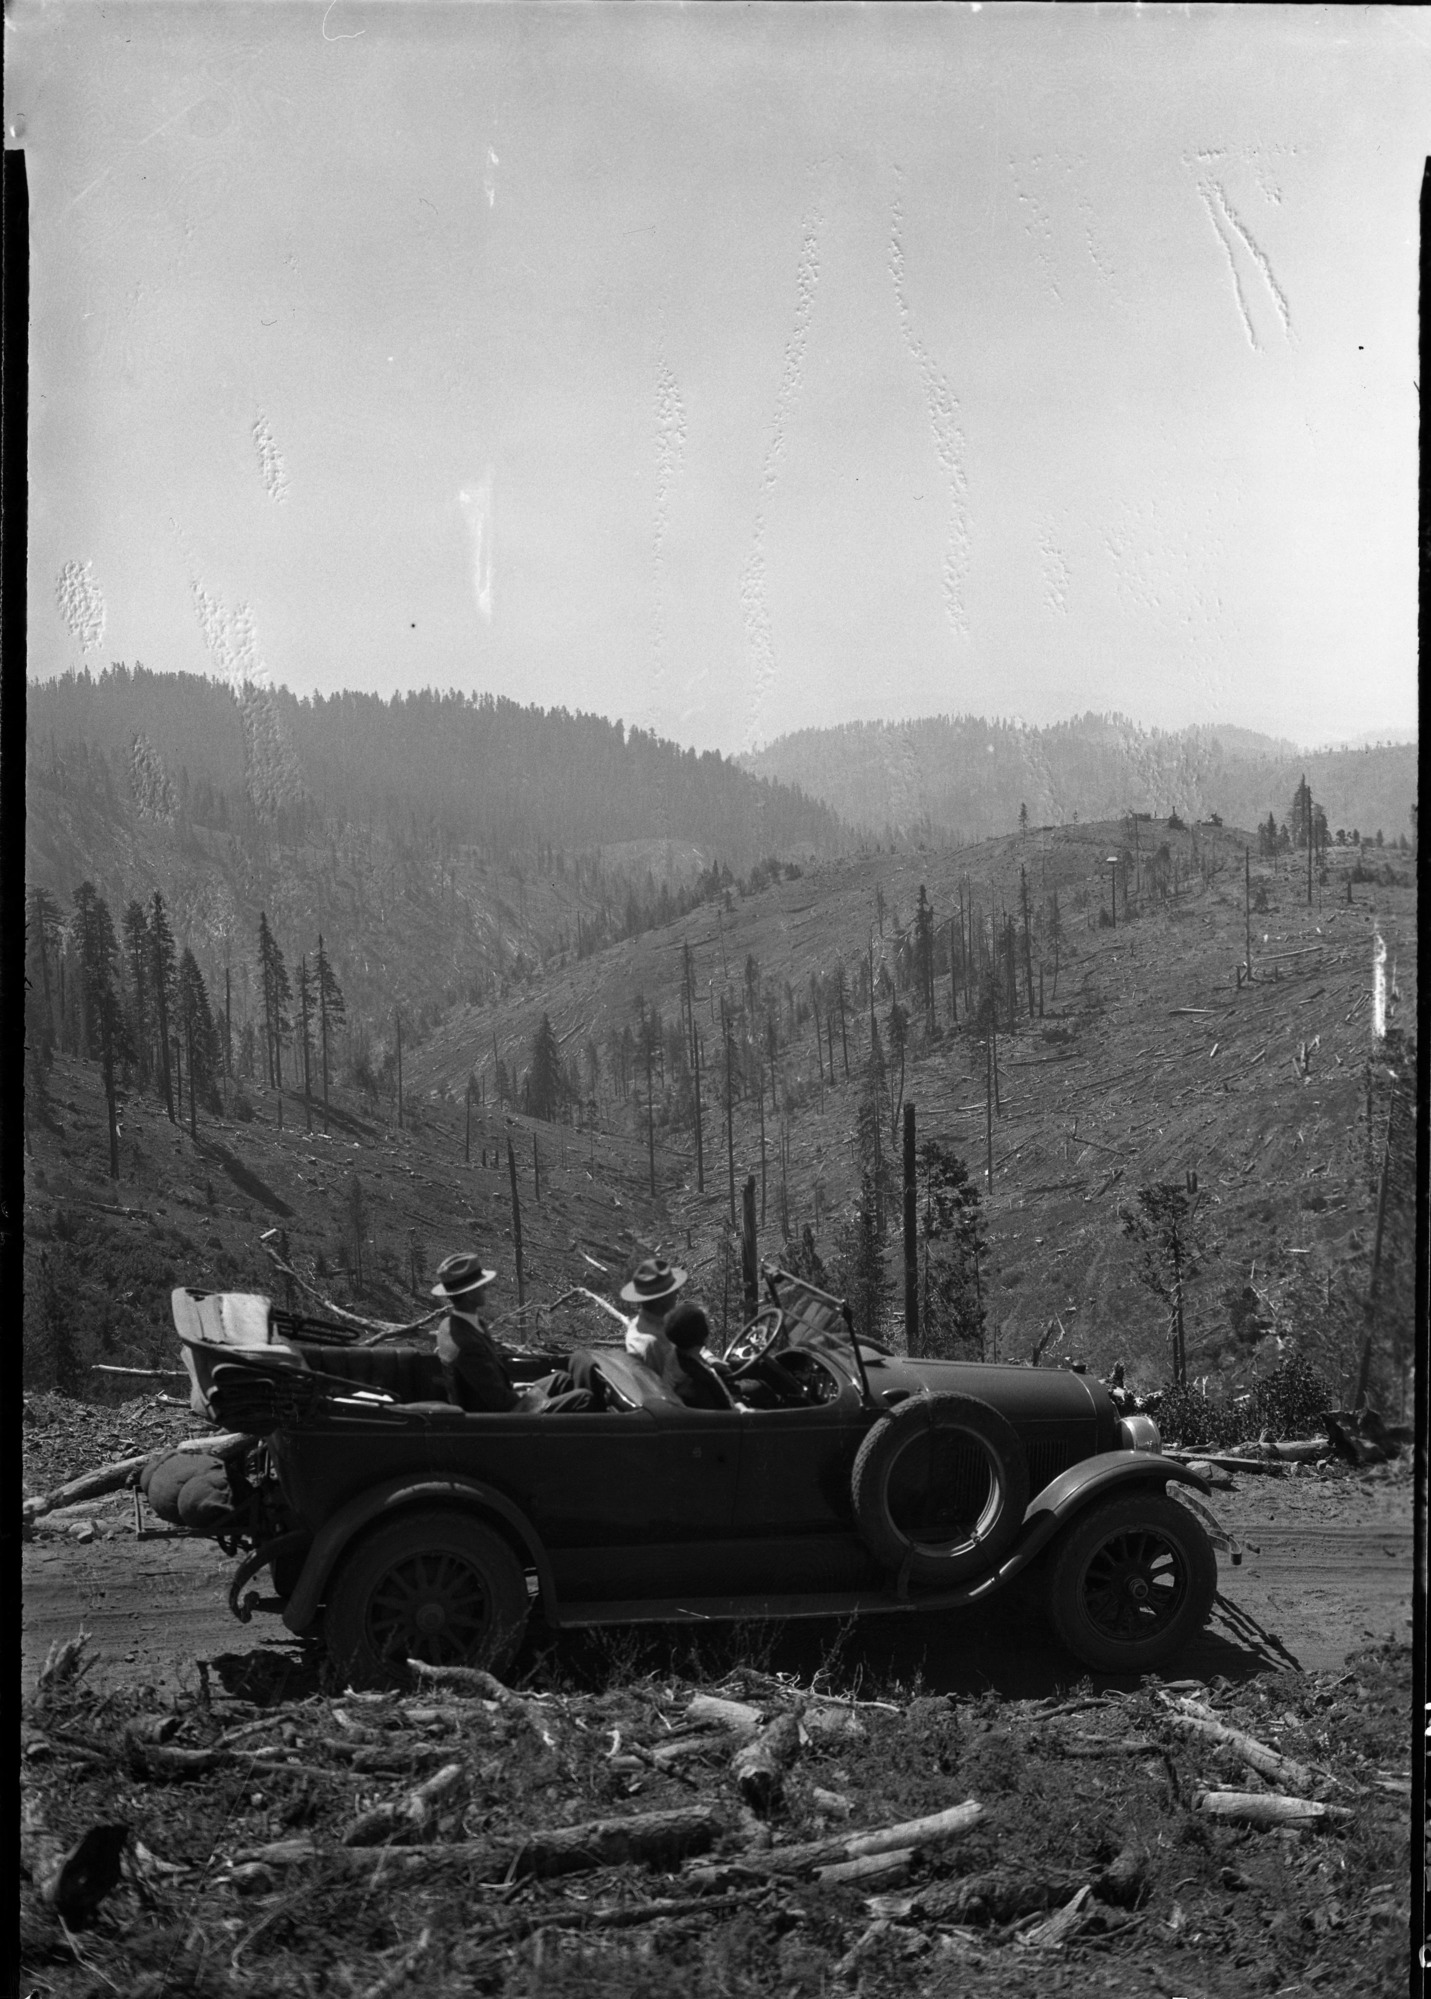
[861,1352,1118,1433]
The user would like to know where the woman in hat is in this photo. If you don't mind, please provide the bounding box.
[620,1255,687,1377]
[431,1253,519,1412]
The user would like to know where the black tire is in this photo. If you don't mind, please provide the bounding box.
[851,1393,1029,1585]
[325,1509,529,1689]
[1047,1490,1216,1675]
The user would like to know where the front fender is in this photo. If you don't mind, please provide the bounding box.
[986,1452,1216,1589]
[281,1475,555,1637]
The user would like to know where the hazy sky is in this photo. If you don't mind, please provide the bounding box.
[11,3,1424,756]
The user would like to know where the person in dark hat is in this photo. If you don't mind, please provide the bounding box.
[620,1255,687,1378]
[431,1253,519,1412]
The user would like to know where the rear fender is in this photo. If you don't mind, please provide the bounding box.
[995,1453,1216,1583]
[281,1475,554,1636]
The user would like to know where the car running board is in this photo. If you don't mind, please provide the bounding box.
[549,1575,1015,1629]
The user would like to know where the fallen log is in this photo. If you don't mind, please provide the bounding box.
[511,1804,726,1880]
[1195,1790,1353,1828]
[732,1710,803,1815]
[406,1660,560,1753]
[1164,1452,1287,1478]
[1165,1700,1318,1794]
[1017,1883,1095,1949]
[464,1886,773,1956]
[816,1848,914,1889]
[685,1694,762,1734]
[1059,1736,1159,1758]
[686,1798,984,1885]
[918,1866,1081,1926]
[342,1762,466,1846]
[22,1434,252,1522]
[1263,1438,1333,1464]
[648,1735,724,1773]
[89,1365,190,1378]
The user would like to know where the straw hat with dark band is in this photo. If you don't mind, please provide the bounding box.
[619,1256,687,1307]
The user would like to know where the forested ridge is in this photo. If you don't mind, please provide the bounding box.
[24,666,851,1068]
[27,667,847,859]
[744,712,1417,849]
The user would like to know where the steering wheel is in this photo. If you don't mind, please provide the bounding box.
[760,1348,831,1406]
[722,1305,786,1376]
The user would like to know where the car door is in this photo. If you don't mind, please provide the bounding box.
[731,1358,871,1535]
[514,1352,744,1550]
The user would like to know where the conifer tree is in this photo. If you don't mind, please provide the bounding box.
[176,949,221,1132]
[121,899,151,1083]
[26,887,61,1053]
[73,881,129,1176]
[887,1000,909,1140]
[527,1011,564,1121]
[918,1140,986,1358]
[315,933,346,1106]
[257,912,293,1089]
[297,956,316,1130]
[914,885,936,1029]
[835,1172,891,1344]
[831,959,850,1078]
[149,890,177,1121]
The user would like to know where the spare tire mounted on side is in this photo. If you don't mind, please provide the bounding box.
[851,1392,1030,1586]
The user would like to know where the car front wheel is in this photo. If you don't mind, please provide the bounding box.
[325,1509,530,1688]
[1047,1491,1216,1674]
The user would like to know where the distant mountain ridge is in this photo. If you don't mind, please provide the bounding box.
[742,713,1417,846]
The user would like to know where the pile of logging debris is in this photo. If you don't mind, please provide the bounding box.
[19,1628,1410,1997]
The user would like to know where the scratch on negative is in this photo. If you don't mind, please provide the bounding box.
[322,1,365,40]
[1207,181,1291,336]
[1196,184,1259,353]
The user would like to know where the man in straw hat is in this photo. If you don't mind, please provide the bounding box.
[431,1252,520,1411]
[620,1254,688,1377]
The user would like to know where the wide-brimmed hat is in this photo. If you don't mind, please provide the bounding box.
[431,1252,497,1303]
[619,1256,687,1307]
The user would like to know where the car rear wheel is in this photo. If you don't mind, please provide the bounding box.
[851,1393,1029,1585]
[325,1509,529,1688]
[1047,1491,1216,1674]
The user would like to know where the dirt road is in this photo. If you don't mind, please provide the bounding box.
[22,1471,1412,1697]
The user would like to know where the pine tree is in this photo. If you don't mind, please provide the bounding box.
[835,1171,892,1344]
[257,912,293,1089]
[176,949,221,1132]
[914,885,936,1028]
[527,1011,564,1121]
[1122,1180,1205,1389]
[121,899,151,1083]
[149,890,177,1122]
[297,956,317,1127]
[345,1171,368,1286]
[918,1141,986,1358]
[315,933,346,1106]
[831,959,850,1078]
[887,1000,909,1140]
[72,881,129,1176]
[26,886,61,1054]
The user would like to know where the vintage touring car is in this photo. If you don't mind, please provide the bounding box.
[168,1271,1228,1685]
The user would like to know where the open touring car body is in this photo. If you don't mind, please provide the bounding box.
[171,1271,1229,1680]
